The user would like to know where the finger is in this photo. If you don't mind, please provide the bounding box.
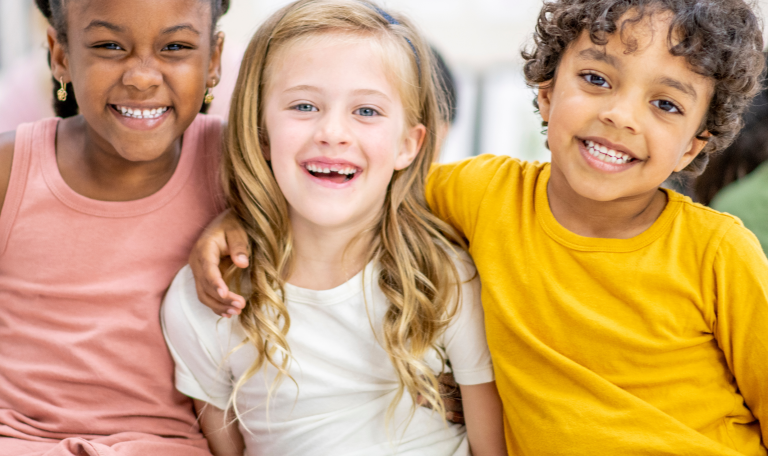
[437,372,458,388]
[442,397,463,413]
[224,224,250,269]
[445,411,464,425]
[195,284,234,317]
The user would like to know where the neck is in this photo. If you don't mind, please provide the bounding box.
[56,116,182,201]
[546,165,668,239]
[287,215,374,291]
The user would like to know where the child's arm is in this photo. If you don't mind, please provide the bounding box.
[461,381,506,456]
[712,224,768,439]
[189,209,249,316]
[193,399,244,456]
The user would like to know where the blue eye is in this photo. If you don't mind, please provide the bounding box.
[293,103,317,112]
[355,107,379,117]
[651,99,682,114]
[583,73,610,88]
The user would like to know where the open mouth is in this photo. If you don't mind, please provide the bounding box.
[583,139,636,165]
[112,104,170,120]
[304,163,359,183]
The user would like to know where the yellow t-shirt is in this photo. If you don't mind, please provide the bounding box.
[427,155,768,456]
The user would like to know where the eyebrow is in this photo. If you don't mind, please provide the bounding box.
[578,48,620,68]
[84,21,200,36]
[284,86,391,101]
[84,20,125,33]
[161,24,201,36]
[655,76,698,101]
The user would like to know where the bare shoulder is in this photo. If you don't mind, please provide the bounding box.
[0,130,16,214]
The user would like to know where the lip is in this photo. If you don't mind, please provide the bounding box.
[300,157,362,189]
[109,104,172,131]
[578,138,640,173]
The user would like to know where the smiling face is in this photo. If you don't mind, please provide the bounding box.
[262,33,425,233]
[49,0,223,162]
[538,11,713,203]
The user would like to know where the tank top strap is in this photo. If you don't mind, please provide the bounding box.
[0,118,58,257]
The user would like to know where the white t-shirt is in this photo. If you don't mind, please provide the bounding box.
[161,254,493,456]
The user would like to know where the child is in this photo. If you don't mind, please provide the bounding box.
[0,0,229,454]
[160,1,506,455]
[192,0,768,454]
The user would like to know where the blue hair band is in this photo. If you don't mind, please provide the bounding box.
[372,6,422,77]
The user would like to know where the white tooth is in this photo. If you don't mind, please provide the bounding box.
[323,168,330,173]
[150,109,157,116]
[142,109,150,116]
[121,107,128,115]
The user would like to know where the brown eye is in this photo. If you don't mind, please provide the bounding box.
[583,73,610,88]
[651,99,682,114]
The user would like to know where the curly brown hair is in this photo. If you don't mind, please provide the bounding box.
[522,0,765,176]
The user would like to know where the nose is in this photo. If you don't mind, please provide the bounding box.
[598,91,642,134]
[122,58,163,92]
[314,109,352,149]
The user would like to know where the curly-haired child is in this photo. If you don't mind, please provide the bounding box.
[191,0,768,454]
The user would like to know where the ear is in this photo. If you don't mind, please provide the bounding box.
[537,81,554,123]
[394,123,426,170]
[47,26,69,83]
[207,32,225,88]
[674,130,710,172]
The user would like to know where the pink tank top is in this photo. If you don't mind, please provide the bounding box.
[0,115,224,442]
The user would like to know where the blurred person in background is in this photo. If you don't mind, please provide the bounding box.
[694,52,768,253]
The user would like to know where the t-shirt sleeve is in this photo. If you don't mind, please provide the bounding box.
[426,154,510,244]
[712,223,768,438]
[161,265,235,410]
[439,252,494,385]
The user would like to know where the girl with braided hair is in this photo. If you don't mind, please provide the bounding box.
[0,0,230,454]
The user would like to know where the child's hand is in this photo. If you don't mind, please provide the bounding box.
[189,210,249,317]
[416,372,464,424]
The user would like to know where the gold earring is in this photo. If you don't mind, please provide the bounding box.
[204,79,216,104]
[57,77,67,102]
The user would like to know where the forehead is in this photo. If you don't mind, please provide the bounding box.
[69,0,212,35]
[266,32,408,97]
[564,12,713,97]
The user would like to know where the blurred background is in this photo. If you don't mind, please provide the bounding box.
[1,0,767,165]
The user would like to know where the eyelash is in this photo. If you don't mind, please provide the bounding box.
[580,72,684,115]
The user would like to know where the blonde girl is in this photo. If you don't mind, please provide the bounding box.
[161,1,505,455]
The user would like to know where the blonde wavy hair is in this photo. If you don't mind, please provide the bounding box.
[222,0,465,425]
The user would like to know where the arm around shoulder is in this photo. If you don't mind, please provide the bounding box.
[0,131,16,215]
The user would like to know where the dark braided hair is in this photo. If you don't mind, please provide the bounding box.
[35,0,231,118]
[522,0,765,178]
